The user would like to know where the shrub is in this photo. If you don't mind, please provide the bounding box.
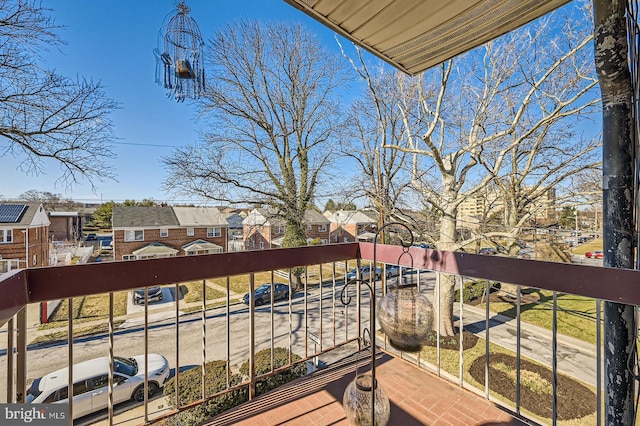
[454,280,500,303]
[162,360,246,426]
[239,347,308,397]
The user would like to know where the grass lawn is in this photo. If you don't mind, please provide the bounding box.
[572,238,603,256]
[40,291,129,329]
[32,320,125,344]
[181,281,227,303]
[478,289,601,344]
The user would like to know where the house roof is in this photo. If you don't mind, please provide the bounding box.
[283,0,571,76]
[326,210,377,225]
[224,212,245,229]
[173,206,228,227]
[304,209,331,224]
[132,242,179,257]
[0,202,49,227]
[182,239,224,252]
[243,208,330,226]
[112,206,178,228]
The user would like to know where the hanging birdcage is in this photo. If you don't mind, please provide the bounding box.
[155,0,205,102]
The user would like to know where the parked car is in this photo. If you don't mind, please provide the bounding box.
[85,233,97,241]
[384,264,410,278]
[585,250,604,259]
[346,265,382,281]
[132,286,164,305]
[26,353,170,419]
[243,283,290,306]
[478,247,497,255]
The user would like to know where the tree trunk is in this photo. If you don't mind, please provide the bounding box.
[283,219,307,290]
[435,204,457,336]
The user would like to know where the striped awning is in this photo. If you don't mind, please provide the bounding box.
[283,0,571,75]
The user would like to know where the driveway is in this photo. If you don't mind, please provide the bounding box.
[126,287,176,314]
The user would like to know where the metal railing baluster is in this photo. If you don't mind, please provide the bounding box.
[552,291,558,426]
[248,273,256,400]
[485,280,490,400]
[108,293,114,426]
[516,284,521,415]
[6,317,13,403]
[597,299,602,426]
[202,279,207,401]
[67,299,73,424]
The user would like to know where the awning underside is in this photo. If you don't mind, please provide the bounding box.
[283,0,572,75]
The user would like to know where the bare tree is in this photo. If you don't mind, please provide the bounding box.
[0,0,118,187]
[163,20,350,250]
[338,49,413,231]
[19,189,81,211]
[373,5,598,336]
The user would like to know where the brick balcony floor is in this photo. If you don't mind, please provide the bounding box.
[204,351,530,426]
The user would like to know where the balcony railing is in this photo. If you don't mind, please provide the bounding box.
[1,242,638,425]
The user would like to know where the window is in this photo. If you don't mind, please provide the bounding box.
[32,254,37,266]
[307,224,313,231]
[160,228,169,238]
[91,375,109,389]
[275,225,285,234]
[344,237,349,243]
[73,380,89,396]
[0,229,12,243]
[187,227,195,236]
[124,230,144,242]
[321,239,327,245]
[259,241,264,250]
[122,255,136,261]
[207,227,221,237]
[319,224,327,232]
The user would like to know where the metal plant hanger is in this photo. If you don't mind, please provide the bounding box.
[155,0,205,102]
[340,222,434,425]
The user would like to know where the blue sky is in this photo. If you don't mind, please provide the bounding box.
[1,0,351,204]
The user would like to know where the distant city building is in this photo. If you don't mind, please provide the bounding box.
[457,187,556,224]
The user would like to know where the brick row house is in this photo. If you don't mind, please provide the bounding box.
[112,206,228,261]
[325,210,378,243]
[243,208,331,250]
[0,203,50,273]
[48,211,83,242]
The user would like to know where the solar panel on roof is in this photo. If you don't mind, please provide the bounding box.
[0,204,27,223]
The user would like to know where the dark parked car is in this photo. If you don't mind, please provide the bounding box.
[85,233,97,241]
[132,286,164,305]
[243,283,290,306]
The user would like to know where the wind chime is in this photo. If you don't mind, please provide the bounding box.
[155,0,205,102]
